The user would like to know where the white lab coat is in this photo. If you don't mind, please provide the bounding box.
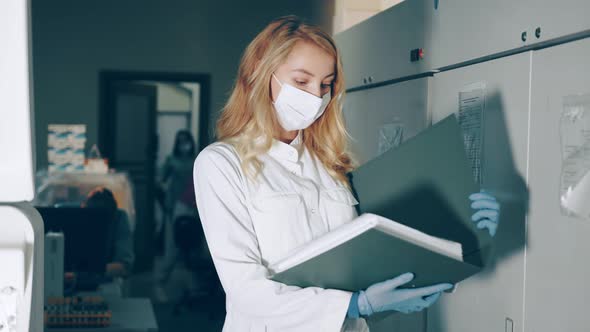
[193,134,370,332]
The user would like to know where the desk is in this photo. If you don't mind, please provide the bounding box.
[45,297,158,332]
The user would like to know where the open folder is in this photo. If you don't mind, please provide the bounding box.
[269,213,481,291]
[269,115,491,291]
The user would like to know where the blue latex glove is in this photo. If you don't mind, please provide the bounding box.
[469,190,501,237]
[347,272,453,318]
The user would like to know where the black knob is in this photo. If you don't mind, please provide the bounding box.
[535,27,541,39]
[521,31,527,42]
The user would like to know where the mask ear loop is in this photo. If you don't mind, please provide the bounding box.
[272,73,283,87]
[271,73,284,105]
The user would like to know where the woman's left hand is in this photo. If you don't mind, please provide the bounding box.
[469,190,501,237]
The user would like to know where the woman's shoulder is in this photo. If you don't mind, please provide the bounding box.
[198,141,240,160]
[195,141,242,173]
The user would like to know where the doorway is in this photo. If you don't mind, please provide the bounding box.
[99,70,210,272]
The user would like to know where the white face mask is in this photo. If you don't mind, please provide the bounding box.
[272,74,331,131]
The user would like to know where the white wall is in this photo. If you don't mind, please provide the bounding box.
[138,81,192,111]
[154,83,191,111]
[137,80,200,166]
[380,0,404,10]
[333,0,404,34]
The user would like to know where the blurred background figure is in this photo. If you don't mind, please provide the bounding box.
[154,130,198,302]
[82,186,135,278]
[160,130,196,220]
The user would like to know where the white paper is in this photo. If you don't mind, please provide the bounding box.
[560,93,590,219]
[561,170,590,219]
[458,82,486,185]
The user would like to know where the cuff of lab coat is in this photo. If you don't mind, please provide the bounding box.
[320,290,353,331]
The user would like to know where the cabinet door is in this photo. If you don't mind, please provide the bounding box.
[336,0,434,90]
[525,37,590,332]
[523,0,590,44]
[342,78,431,332]
[343,77,431,166]
[430,0,529,69]
[428,52,531,332]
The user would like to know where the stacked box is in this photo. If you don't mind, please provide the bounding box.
[69,125,87,172]
[48,125,86,173]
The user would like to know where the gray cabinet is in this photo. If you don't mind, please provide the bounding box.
[427,51,531,332]
[524,37,590,332]
[336,2,590,331]
[336,0,590,88]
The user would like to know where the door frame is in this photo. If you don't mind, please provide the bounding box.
[98,70,211,158]
[98,70,210,271]
[103,82,158,272]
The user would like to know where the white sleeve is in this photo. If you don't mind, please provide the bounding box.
[193,145,352,330]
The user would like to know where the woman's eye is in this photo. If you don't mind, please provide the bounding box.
[321,83,332,89]
[295,80,307,86]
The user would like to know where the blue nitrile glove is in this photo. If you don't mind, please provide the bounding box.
[469,190,501,237]
[347,272,453,318]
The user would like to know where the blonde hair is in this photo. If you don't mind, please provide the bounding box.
[216,15,354,184]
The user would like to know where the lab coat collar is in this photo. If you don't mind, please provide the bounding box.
[269,131,302,162]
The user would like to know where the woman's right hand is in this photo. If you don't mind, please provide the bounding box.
[349,272,453,318]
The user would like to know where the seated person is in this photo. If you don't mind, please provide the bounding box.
[81,187,134,278]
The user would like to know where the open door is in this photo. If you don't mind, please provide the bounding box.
[103,82,157,272]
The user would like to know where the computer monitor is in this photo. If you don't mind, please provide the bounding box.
[36,207,114,273]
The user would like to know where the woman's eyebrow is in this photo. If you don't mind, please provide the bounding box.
[291,68,314,76]
[291,68,335,79]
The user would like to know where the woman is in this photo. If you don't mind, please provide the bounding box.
[194,16,500,331]
[154,129,198,301]
[161,130,197,217]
